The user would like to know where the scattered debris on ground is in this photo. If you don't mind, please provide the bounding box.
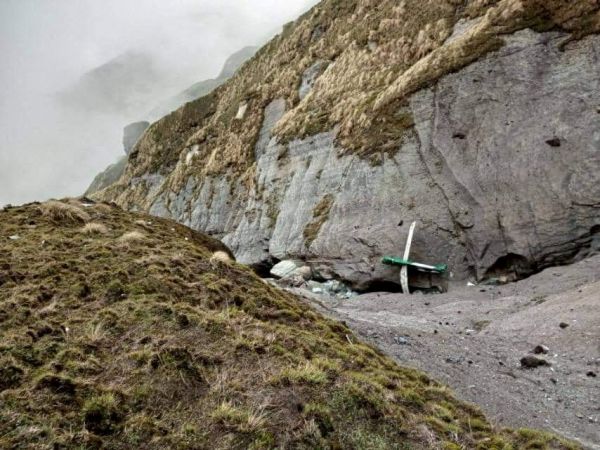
[268,259,359,300]
[521,356,551,369]
[286,255,600,449]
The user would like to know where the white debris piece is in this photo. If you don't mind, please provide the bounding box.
[186,145,201,165]
[235,102,248,120]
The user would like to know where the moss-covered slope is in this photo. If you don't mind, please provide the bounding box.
[0,200,579,449]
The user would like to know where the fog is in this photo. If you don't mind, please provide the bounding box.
[0,0,318,206]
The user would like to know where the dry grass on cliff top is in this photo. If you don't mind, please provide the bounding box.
[99,0,600,211]
[0,199,581,449]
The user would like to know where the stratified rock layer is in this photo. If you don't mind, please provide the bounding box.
[95,2,600,289]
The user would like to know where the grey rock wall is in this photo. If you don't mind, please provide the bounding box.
[410,29,600,279]
[299,60,330,100]
[129,30,600,289]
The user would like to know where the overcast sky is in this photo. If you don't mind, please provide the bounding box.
[0,0,318,206]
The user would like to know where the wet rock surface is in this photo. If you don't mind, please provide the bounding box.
[269,273,359,301]
[290,255,600,449]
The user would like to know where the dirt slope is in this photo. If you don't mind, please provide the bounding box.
[296,256,600,448]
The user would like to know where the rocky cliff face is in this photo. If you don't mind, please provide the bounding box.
[123,121,150,155]
[94,0,600,290]
[85,122,149,196]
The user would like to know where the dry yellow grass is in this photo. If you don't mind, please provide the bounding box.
[95,0,600,210]
[117,230,146,244]
[80,222,109,235]
[210,251,233,265]
[92,203,114,216]
[38,200,90,225]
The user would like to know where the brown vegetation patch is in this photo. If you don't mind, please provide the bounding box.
[0,200,579,449]
[80,223,109,235]
[303,194,334,247]
[38,200,91,225]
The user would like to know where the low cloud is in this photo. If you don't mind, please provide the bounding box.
[0,0,318,205]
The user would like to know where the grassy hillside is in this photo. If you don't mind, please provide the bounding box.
[0,200,579,449]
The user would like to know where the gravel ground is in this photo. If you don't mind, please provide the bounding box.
[288,255,600,449]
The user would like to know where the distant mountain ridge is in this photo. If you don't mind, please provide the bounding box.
[147,46,258,122]
[57,51,166,117]
[85,46,258,195]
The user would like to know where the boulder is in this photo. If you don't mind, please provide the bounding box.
[292,266,312,281]
[520,356,551,369]
[533,345,550,355]
[269,260,300,279]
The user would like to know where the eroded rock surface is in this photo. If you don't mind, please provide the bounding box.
[99,29,600,289]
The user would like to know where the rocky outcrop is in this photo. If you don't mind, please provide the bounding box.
[85,122,148,196]
[85,156,128,196]
[123,121,150,155]
[94,1,600,290]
